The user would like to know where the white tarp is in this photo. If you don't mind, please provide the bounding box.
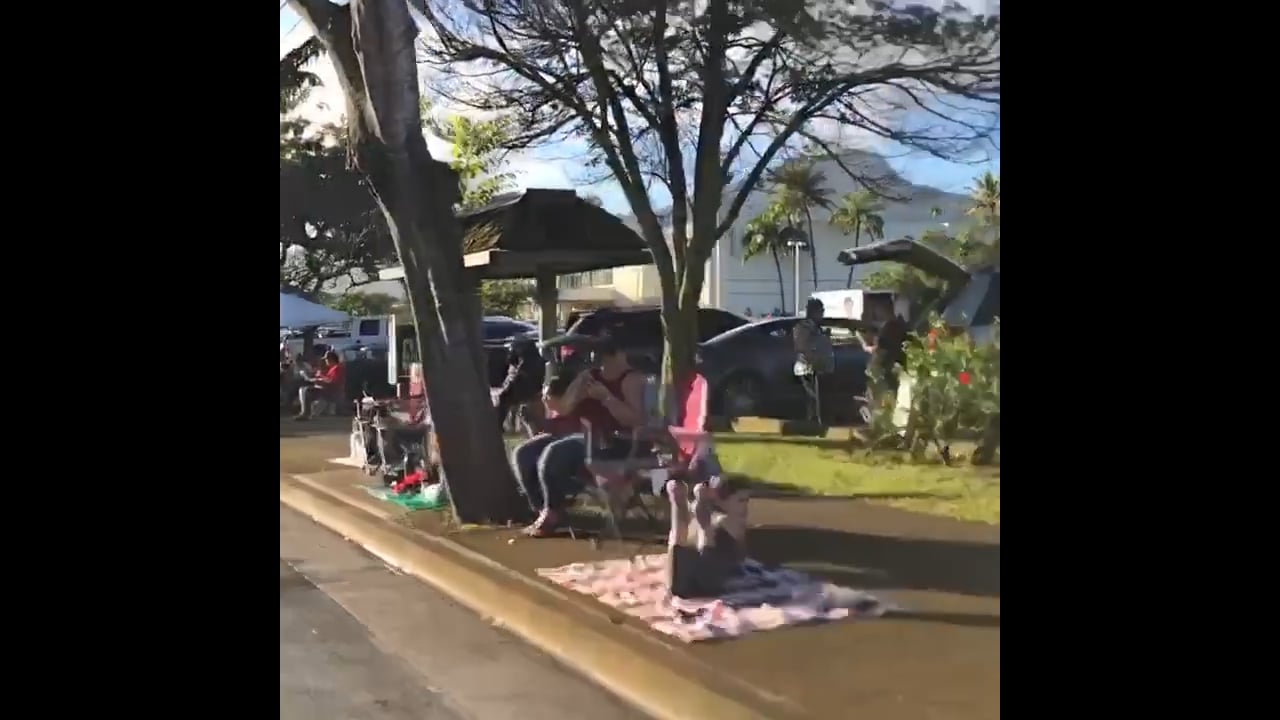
[280,291,349,329]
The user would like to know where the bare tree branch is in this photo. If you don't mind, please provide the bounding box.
[413,0,999,384]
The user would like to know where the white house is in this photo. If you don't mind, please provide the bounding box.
[558,150,972,318]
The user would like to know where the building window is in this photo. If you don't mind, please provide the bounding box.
[560,269,612,288]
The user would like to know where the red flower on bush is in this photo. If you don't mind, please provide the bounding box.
[927,328,938,350]
[958,371,972,385]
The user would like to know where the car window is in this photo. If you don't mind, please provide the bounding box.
[483,321,520,341]
[971,272,1000,326]
[696,309,747,341]
[763,321,794,341]
[821,322,854,345]
[820,320,870,347]
[569,312,607,336]
[603,311,661,343]
[631,312,665,341]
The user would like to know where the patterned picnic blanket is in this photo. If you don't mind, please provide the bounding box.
[536,553,890,643]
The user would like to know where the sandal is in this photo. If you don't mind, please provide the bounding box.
[523,509,565,538]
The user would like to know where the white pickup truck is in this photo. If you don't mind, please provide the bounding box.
[282,315,392,357]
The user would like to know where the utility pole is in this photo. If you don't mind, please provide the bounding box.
[793,245,802,315]
[783,229,809,315]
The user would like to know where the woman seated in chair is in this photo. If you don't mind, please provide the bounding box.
[295,350,345,420]
[510,336,645,537]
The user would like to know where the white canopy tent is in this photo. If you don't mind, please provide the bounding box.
[280,291,349,329]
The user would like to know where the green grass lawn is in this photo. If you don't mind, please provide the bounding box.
[714,434,1000,524]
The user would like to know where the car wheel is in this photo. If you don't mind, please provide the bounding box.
[720,373,764,418]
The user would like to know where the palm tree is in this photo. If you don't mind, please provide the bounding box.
[829,190,886,288]
[964,171,1000,261]
[743,201,792,312]
[967,171,1000,223]
[768,161,834,294]
[280,37,325,115]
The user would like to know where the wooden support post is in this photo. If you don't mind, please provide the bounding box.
[535,268,558,340]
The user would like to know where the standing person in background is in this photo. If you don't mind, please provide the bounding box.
[792,298,833,423]
[280,342,294,409]
[494,338,546,434]
[868,313,908,396]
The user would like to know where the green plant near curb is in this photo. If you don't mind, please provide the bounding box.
[867,315,1000,464]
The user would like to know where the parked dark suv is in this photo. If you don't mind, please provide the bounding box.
[542,306,748,376]
[836,237,999,343]
[482,317,538,386]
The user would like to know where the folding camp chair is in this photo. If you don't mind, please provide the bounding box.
[579,373,717,545]
[350,393,433,484]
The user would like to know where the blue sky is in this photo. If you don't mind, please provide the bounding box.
[280,6,999,211]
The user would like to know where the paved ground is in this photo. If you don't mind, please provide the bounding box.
[280,505,645,720]
[281,559,462,720]
[283,420,999,719]
[281,416,355,475]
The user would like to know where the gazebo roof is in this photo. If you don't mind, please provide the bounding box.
[381,189,651,281]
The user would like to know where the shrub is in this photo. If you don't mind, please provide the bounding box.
[867,315,1000,464]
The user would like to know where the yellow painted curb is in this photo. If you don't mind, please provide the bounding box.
[280,476,785,720]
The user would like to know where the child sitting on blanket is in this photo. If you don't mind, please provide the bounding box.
[666,474,750,599]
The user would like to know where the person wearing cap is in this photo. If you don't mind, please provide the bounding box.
[509,334,645,537]
[493,338,546,433]
[792,298,833,422]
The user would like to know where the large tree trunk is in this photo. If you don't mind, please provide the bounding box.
[656,246,704,418]
[673,253,707,390]
[659,299,697,417]
[656,260,695,418]
[292,0,526,524]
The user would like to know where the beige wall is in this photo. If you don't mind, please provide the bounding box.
[585,263,712,306]
[611,265,657,303]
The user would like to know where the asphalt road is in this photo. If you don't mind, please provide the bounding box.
[280,505,645,720]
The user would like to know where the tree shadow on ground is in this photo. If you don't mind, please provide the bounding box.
[748,525,999,598]
[561,504,670,547]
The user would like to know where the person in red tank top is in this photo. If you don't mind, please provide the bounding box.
[509,335,646,537]
[295,350,345,420]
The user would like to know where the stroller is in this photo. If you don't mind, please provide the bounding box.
[350,392,438,489]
